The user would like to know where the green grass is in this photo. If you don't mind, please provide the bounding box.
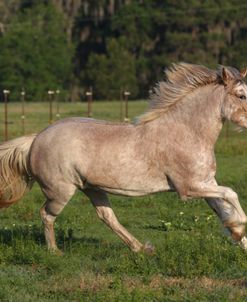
[0,101,247,301]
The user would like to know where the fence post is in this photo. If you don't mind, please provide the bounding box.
[55,89,60,119]
[123,91,130,122]
[86,87,93,117]
[48,90,54,124]
[120,88,123,122]
[21,89,26,134]
[3,89,10,141]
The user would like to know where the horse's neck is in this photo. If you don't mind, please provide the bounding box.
[150,84,225,145]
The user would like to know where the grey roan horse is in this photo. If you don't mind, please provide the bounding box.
[1,63,247,253]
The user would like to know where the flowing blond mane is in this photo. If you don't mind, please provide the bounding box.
[137,63,219,124]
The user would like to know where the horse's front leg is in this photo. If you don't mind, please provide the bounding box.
[187,182,247,249]
[206,197,247,249]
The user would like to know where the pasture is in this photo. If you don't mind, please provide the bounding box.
[0,101,247,301]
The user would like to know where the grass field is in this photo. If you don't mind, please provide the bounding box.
[0,101,247,301]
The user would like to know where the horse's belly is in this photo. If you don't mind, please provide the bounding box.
[86,177,170,197]
[97,187,167,197]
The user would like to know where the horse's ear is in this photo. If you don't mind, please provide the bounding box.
[221,67,232,85]
[240,67,247,78]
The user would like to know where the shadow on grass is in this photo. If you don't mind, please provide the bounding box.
[0,226,102,248]
[144,224,193,232]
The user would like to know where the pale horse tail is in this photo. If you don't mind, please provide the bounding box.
[0,134,37,208]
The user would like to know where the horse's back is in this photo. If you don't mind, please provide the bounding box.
[29,117,135,189]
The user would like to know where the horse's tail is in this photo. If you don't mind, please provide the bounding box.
[0,134,37,208]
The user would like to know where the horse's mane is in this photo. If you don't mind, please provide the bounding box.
[137,63,219,124]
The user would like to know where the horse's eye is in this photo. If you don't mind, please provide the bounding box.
[239,95,246,100]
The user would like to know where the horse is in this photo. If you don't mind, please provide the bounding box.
[1,62,247,254]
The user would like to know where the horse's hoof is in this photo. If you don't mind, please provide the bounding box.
[239,236,247,251]
[143,241,155,255]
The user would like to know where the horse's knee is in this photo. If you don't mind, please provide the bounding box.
[96,206,112,222]
[224,188,238,202]
[40,206,56,225]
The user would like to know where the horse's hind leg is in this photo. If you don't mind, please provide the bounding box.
[40,203,58,251]
[40,183,76,252]
[84,188,144,252]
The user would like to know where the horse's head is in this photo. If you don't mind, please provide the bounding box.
[220,66,247,127]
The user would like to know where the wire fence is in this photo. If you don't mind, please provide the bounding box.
[0,88,235,143]
[0,89,134,140]
[0,89,138,142]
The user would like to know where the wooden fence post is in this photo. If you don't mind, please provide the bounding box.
[3,89,10,141]
[21,89,26,134]
[55,89,60,119]
[48,90,54,124]
[123,91,130,122]
[86,87,93,117]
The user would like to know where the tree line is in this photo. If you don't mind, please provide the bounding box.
[0,0,246,101]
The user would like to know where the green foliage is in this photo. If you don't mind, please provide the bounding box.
[0,1,247,100]
[84,38,138,99]
[82,0,247,98]
[0,3,73,101]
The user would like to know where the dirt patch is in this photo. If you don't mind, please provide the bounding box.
[147,275,247,291]
[79,274,112,292]
[41,273,247,295]
[78,274,247,292]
